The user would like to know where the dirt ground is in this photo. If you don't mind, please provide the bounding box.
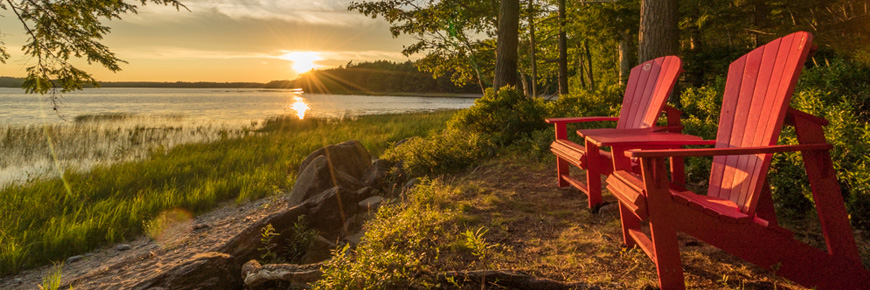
[2,158,868,289]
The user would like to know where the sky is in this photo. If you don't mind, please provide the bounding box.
[0,0,415,82]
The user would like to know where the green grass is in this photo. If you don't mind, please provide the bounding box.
[0,110,455,275]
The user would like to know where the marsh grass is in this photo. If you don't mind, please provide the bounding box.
[0,110,455,275]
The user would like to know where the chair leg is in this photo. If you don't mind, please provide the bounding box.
[648,219,685,290]
[557,156,570,187]
[618,203,640,248]
[585,140,603,207]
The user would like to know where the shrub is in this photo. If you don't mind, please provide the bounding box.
[448,87,549,146]
[382,128,495,177]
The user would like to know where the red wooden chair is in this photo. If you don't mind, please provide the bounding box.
[545,55,685,208]
[601,31,870,289]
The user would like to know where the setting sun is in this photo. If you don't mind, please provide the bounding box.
[281,51,322,73]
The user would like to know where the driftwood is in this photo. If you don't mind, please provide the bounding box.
[435,270,598,290]
[241,260,324,289]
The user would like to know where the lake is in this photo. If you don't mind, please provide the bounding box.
[0,87,477,126]
[0,87,477,186]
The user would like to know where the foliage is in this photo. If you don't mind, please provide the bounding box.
[0,111,454,275]
[314,179,464,289]
[381,128,495,177]
[348,0,497,90]
[37,263,64,290]
[448,87,549,146]
[1,0,185,107]
[286,215,318,263]
[258,224,282,263]
[283,60,480,94]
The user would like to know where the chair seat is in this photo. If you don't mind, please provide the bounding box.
[550,139,613,169]
[607,170,751,224]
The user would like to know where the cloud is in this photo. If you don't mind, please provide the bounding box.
[117,47,409,64]
[127,0,378,27]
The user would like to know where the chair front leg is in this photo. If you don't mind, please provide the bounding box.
[642,156,686,290]
[585,139,603,207]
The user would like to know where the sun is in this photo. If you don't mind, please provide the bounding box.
[281,51,322,73]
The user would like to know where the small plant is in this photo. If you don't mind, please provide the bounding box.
[143,215,168,240]
[286,215,318,263]
[258,223,284,263]
[37,262,63,290]
[462,227,496,289]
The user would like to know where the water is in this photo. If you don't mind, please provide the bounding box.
[0,87,477,126]
[0,87,477,186]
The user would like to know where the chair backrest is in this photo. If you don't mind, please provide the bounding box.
[615,55,683,130]
[707,32,814,215]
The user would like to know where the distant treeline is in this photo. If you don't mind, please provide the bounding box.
[265,60,481,94]
[0,61,480,95]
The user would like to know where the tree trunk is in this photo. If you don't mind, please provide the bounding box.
[638,0,679,63]
[528,0,538,97]
[557,0,569,95]
[584,40,594,89]
[618,29,634,85]
[493,0,521,90]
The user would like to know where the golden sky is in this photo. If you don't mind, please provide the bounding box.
[0,0,414,82]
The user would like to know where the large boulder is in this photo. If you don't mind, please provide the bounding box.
[298,140,372,180]
[134,252,241,290]
[289,155,364,207]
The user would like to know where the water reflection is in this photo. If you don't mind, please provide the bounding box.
[289,90,310,119]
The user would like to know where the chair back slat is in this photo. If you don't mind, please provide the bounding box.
[707,32,813,214]
[616,56,683,130]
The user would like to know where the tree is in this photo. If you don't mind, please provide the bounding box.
[493,0,520,90]
[638,0,679,62]
[349,0,498,93]
[557,0,568,94]
[2,0,186,108]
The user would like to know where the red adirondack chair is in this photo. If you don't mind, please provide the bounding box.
[545,56,686,208]
[599,31,870,289]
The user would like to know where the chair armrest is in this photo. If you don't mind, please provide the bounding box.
[545,116,619,124]
[626,143,833,158]
[585,131,710,147]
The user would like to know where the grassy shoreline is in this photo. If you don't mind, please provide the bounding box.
[0,111,456,276]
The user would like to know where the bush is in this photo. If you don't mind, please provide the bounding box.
[448,87,549,146]
[381,129,496,177]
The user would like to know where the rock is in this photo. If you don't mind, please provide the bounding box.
[221,186,368,261]
[288,155,364,207]
[135,252,241,290]
[242,260,324,289]
[301,235,336,264]
[358,196,383,210]
[66,255,85,263]
[298,140,372,180]
[193,223,210,231]
[115,244,132,251]
[362,159,391,188]
[345,230,366,246]
[404,178,418,191]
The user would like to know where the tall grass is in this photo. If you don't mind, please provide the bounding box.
[0,111,455,275]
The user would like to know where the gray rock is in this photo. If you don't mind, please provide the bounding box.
[66,255,85,263]
[298,140,372,180]
[115,244,132,251]
[404,178,418,190]
[358,196,384,210]
[288,155,364,207]
[363,159,391,188]
[301,235,337,264]
[134,252,240,290]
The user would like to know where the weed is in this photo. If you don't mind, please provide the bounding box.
[258,224,284,264]
[37,262,63,290]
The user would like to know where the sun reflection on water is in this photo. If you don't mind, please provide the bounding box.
[289,90,310,119]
